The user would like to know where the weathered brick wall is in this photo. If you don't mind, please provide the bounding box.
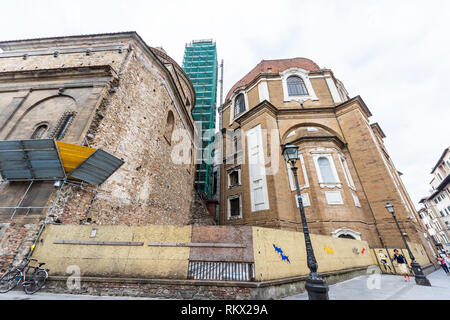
[0,33,213,274]
[48,51,210,226]
[0,222,40,274]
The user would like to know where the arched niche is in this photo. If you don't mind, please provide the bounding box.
[6,95,77,140]
[282,123,343,146]
[331,227,362,241]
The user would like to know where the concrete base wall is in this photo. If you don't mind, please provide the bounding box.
[40,266,372,300]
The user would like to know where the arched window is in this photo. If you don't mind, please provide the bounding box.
[338,234,356,240]
[332,228,361,240]
[164,111,175,144]
[234,94,246,117]
[287,76,308,96]
[318,157,336,183]
[30,124,48,140]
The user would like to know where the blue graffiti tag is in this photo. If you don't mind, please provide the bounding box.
[273,244,291,263]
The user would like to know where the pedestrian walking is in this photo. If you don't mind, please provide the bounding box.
[393,249,410,281]
[438,256,450,275]
[378,250,392,273]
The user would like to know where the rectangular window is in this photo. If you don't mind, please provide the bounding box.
[228,195,242,220]
[441,211,445,217]
[228,168,241,188]
[325,191,344,205]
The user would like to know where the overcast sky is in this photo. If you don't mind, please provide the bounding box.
[1,0,449,207]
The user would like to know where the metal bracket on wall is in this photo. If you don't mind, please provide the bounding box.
[54,240,144,246]
[10,180,34,220]
[148,242,246,248]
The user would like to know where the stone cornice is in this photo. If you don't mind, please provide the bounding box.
[0,65,117,83]
[335,95,372,118]
[233,100,340,127]
[287,135,347,149]
[235,100,278,126]
[370,123,386,139]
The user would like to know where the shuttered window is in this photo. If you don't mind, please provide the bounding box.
[247,125,269,212]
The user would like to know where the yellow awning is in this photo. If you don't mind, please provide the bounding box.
[55,141,96,174]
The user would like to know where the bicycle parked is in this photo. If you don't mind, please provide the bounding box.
[0,258,49,295]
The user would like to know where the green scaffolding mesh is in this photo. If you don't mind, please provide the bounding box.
[183,40,218,200]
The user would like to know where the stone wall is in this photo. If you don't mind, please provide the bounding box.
[0,222,40,274]
[0,33,213,274]
[47,52,211,226]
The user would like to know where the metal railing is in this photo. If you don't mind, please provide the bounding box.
[188,261,255,282]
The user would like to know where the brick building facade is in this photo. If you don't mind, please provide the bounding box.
[0,32,213,274]
[219,58,434,255]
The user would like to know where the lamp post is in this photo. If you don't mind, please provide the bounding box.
[385,203,431,286]
[283,144,329,300]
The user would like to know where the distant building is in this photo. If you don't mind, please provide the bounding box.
[417,207,445,255]
[419,147,450,252]
[218,57,432,252]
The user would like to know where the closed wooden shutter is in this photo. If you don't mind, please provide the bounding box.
[247,125,269,212]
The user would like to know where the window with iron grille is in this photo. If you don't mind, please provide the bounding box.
[287,76,309,96]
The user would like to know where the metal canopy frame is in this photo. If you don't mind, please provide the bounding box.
[68,149,124,186]
[0,139,66,182]
[0,139,124,220]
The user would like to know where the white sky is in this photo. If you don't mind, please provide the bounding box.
[1,0,449,207]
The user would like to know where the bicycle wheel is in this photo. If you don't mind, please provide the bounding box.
[0,270,21,293]
[23,269,47,295]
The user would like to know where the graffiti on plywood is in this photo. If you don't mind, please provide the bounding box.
[324,246,334,254]
[273,244,291,263]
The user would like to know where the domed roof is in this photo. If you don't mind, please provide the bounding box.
[225,57,320,102]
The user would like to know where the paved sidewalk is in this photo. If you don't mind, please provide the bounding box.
[0,290,163,300]
[284,269,450,300]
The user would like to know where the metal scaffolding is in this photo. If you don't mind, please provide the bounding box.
[183,40,218,200]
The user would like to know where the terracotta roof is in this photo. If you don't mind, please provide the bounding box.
[225,57,320,102]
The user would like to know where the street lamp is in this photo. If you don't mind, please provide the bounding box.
[283,144,329,300]
[385,203,431,286]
